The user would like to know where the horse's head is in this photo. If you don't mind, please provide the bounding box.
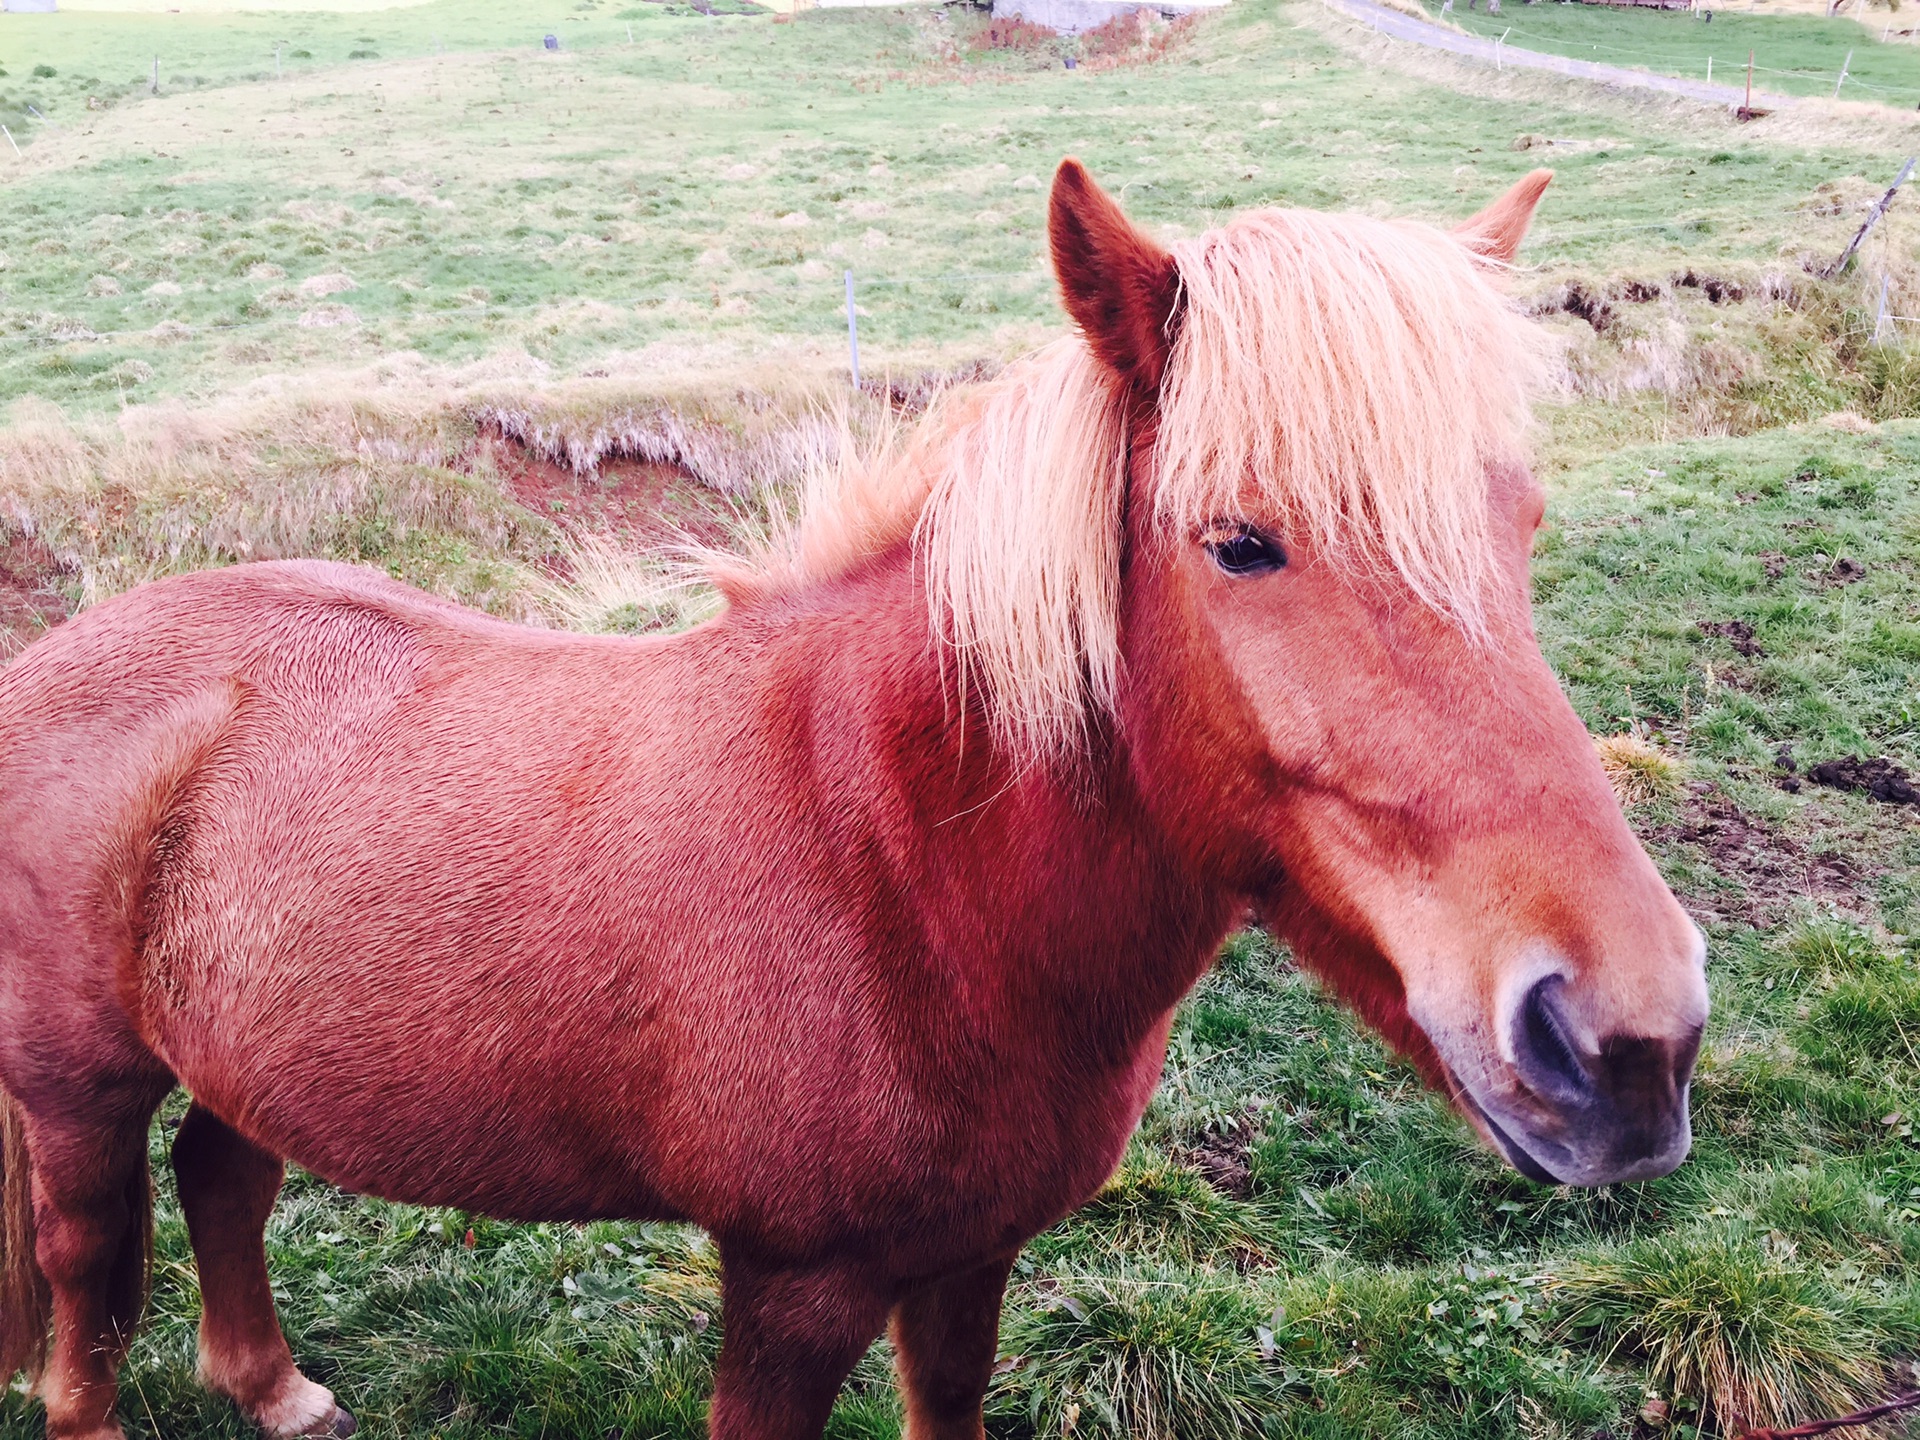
[1048,160,1706,1187]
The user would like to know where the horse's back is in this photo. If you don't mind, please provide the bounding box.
[0,561,495,891]
[0,560,884,1224]
[1,559,482,728]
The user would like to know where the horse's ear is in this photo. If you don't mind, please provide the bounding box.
[1048,158,1180,392]
[1453,169,1553,264]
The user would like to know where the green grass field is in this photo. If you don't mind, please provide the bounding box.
[1428,0,1920,105]
[2,0,1920,1436]
[1,0,1915,418]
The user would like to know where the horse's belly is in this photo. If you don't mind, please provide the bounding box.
[159,970,685,1220]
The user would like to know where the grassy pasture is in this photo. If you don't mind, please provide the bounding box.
[1,0,1916,418]
[1,1,1919,1438]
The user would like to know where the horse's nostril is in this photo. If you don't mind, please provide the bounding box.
[1516,975,1594,1104]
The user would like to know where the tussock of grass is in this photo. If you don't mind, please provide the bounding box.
[1747,917,1897,992]
[1028,1146,1265,1271]
[1594,732,1686,807]
[990,1267,1283,1440]
[1551,1235,1888,1432]
[1797,974,1920,1085]
[1788,918,1893,978]
[1738,1166,1902,1262]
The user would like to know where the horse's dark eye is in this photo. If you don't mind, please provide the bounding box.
[1203,524,1287,577]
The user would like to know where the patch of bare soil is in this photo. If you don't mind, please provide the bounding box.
[0,532,70,659]
[1640,786,1874,927]
[473,428,736,564]
[1697,619,1766,657]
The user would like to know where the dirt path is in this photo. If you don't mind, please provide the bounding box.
[1322,0,1797,109]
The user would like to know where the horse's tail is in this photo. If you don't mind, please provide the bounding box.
[0,1087,51,1387]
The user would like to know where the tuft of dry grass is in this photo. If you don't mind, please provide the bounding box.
[533,537,724,637]
[1594,732,1686,807]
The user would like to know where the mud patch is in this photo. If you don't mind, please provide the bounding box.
[474,428,735,562]
[1534,281,1614,333]
[0,531,71,658]
[1806,755,1918,807]
[1697,619,1766,658]
[1641,788,1871,927]
[1674,270,1745,304]
[1176,1122,1258,1201]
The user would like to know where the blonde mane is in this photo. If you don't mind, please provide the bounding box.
[731,204,1553,765]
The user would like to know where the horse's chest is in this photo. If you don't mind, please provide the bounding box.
[861,1023,1174,1266]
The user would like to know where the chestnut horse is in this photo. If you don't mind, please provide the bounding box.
[0,161,1706,1440]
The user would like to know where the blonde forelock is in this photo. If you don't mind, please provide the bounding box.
[1156,208,1551,631]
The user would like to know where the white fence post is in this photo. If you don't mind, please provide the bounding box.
[844,270,861,389]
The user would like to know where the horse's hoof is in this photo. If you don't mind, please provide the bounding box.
[300,1407,356,1439]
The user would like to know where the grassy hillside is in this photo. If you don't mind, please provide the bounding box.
[1,0,1919,1437]
[1,0,1915,418]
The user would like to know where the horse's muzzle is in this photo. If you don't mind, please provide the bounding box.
[1471,974,1703,1186]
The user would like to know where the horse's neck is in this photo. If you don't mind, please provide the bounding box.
[749,544,1236,1049]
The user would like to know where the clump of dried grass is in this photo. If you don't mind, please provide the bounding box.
[533,537,722,637]
[1595,732,1685,806]
[471,378,848,496]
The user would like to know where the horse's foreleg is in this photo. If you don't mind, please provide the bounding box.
[172,1105,354,1439]
[889,1255,1015,1440]
[27,1104,161,1440]
[706,1252,893,1440]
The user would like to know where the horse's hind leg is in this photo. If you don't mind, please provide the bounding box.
[27,1094,168,1440]
[171,1104,354,1438]
[889,1256,1015,1440]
